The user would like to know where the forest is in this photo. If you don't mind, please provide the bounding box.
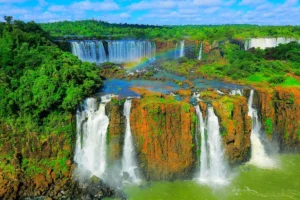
[0,17,102,134]
[40,20,300,41]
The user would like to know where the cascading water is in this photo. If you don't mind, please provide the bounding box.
[70,40,155,64]
[74,96,110,179]
[198,42,203,60]
[70,40,107,64]
[179,40,185,57]
[196,106,229,185]
[122,99,141,184]
[230,89,243,96]
[244,37,299,50]
[108,40,154,63]
[247,90,277,168]
[195,106,208,182]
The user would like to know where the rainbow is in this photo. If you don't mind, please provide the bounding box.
[125,48,181,70]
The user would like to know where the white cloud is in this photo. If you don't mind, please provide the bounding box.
[23,11,71,22]
[38,0,48,7]
[70,0,119,11]
[0,0,299,25]
[48,5,67,12]
[127,0,176,10]
[0,5,28,15]
[0,0,28,3]
[284,0,298,6]
[120,12,130,19]
[239,0,264,6]
[204,6,220,13]
[193,0,235,6]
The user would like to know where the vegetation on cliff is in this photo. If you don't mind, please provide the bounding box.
[0,17,102,199]
[157,42,300,88]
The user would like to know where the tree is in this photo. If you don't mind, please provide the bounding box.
[4,16,13,25]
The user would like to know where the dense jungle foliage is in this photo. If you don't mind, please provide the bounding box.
[40,20,300,40]
[0,17,102,134]
[159,42,300,87]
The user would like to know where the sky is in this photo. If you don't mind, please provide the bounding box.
[0,0,299,25]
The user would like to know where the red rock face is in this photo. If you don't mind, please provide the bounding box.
[257,87,300,151]
[106,101,125,164]
[211,96,252,165]
[105,93,252,179]
[129,97,196,180]
[0,122,75,199]
[154,40,176,52]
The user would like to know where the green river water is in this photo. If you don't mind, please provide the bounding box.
[122,154,300,200]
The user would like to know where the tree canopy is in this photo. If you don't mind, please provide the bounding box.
[40,19,300,41]
[0,17,102,133]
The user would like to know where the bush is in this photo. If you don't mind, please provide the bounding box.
[268,76,286,84]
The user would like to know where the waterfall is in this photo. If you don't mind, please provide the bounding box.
[195,106,208,181]
[244,37,299,50]
[108,40,154,63]
[70,40,155,64]
[198,42,203,60]
[230,89,243,96]
[70,40,107,64]
[74,97,110,179]
[179,40,185,57]
[196,106,229,185]
[122,99,141,184]
[247,90,276,168]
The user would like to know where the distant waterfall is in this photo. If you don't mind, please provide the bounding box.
[244,37,299,50]
[247,90,276,168]
[70,40,155,64]
[196,106,229,185]
[74,96,110,179]
[230,89,243,96]
[108,41,154,63]
[122,99,141,184]
[198,42,203,60]
[70,40,107,64]
[174,43,178,58]
[179,40,185,57]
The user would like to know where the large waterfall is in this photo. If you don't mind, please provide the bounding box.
[122,99,141,184]
[196,105,229,185]
[247,90,277,168]
[244,37,300,50]
[198,42,203,60]
[195,106,208,181]
[74,96,110,179]
[70,40,155,64]
[71,40,107,63]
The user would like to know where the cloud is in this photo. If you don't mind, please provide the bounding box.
[127,0,176,10]
[0,0,28,3]
[193,0,235,6]
[284,0,298,6]
[23,11,71,22]
[48,5,67,12]
[38,0,48,7]
[70,0,119,11]
[239,0,264,6]
[0,5,28,15]
[120,12,130,19]
[204,6,220,13]
[0,0,299,25]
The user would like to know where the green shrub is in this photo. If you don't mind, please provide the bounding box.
[265,118,273,135]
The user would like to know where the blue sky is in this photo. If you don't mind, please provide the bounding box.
[0,0,299,25]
